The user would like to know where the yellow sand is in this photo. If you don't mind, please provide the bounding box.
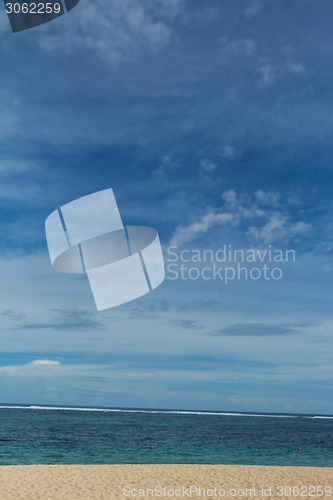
[0,464,332,500]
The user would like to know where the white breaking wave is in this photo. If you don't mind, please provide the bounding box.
[308,415,333,419]
[0,405,331,418]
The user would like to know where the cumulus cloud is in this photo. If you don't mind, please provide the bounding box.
[259,62,305,87]
[290,63,305,75]
[221,36,257,57]
[221,189,237,207]
[153,155,181,177]
[200,158,218,173]
[247,214,311,244]
[221,145,237,159]
[170,189,311,246]
[254,190,280,208]
[244,0,263,19]
[40,0,183,64]
[170,211,239,247]
[260,65,278,85]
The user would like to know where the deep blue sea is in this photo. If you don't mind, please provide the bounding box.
[0,405,332,466]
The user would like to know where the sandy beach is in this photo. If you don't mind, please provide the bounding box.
[0,464,332,500]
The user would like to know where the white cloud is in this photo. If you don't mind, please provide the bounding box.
[40,0,181,64]
[221,189,237,207]
[170,189,312,246]
[32,360,60,366]
[222,37,256,57]
[244,0,263,19]
[0,360,60,376]
[255,190,280,208]
[153,155,181,177]
[290,63,305,75]
[259,62,305,88]
[260,65,278,85]
[200,158,217,173]
[287,192,302,206]
[289,221,312,236]
[248,214,287,243]
[247,214,311,244]
[170,211,239,246]
[221,145,236,159]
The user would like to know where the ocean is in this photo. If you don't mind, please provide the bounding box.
[0,405,332,466]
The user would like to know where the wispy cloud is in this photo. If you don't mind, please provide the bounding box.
[254,190,280,208]
[0,359,61,374]
[221,145,237,159]
[200,158,217,173]
[170,189,311,247]
[0,309,25,320]
[40,0,183,64]
[289,63,305,75]
[221,36,257,57]
[153,155,181,177]
[259,65,278,85]
[32,360,60,366]
[244,0,263,19]
[10,307,106,332]
[169,319,203,330]
[170,211,238,247]
[211,322,310,337]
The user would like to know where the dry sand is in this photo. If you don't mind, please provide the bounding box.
[0,464,332,500]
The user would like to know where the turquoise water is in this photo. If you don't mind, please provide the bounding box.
[0,405,332,466]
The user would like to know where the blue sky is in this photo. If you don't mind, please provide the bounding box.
[0,0,332,414]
